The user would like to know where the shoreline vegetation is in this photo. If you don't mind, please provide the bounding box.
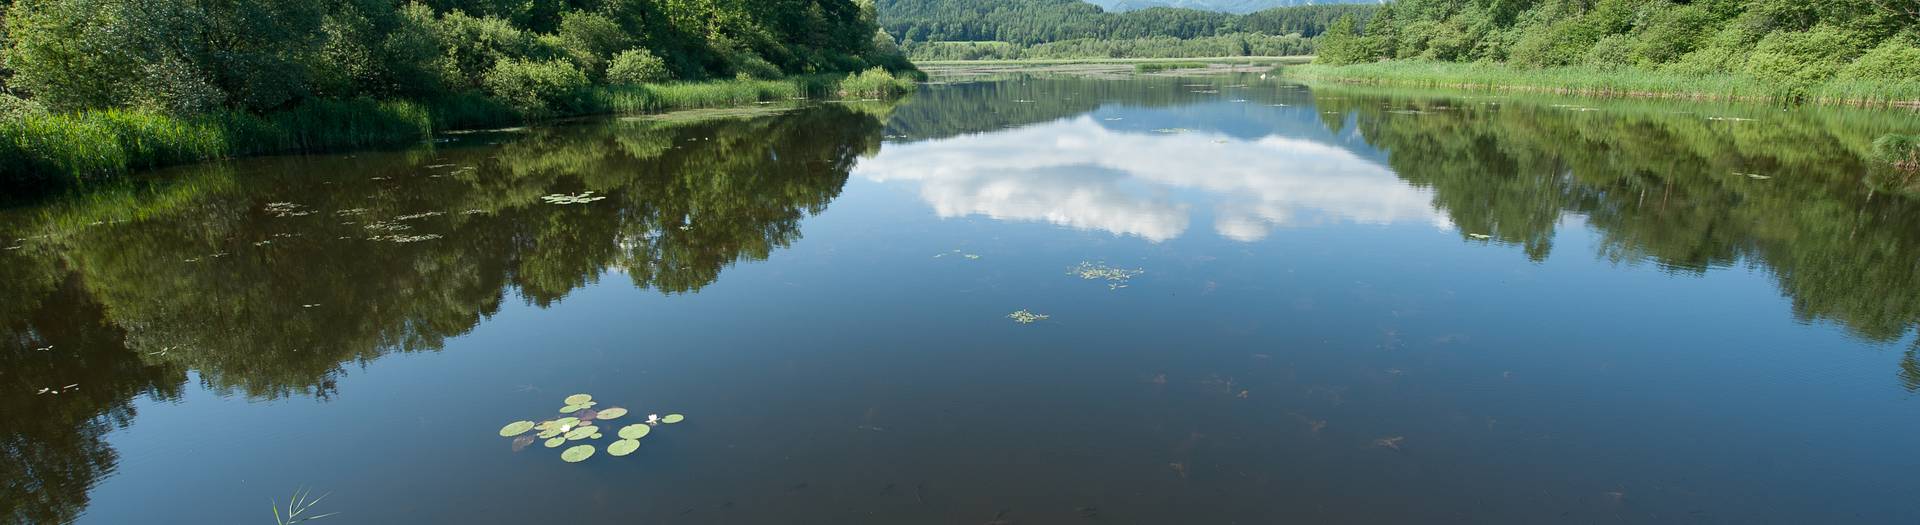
[1280,62,1920,107]
[1,72,915,188]
[0,0,919,192]
[1308,0,1920,107]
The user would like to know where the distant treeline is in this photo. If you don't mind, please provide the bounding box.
[876,0,1375,46]
[908,33,1312,60]
[1316,0,1920,93]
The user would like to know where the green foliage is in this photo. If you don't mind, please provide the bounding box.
[483,58,591,116]
[607,49,674,85]
[838,67,914,98]
[556,11,632,77]
[0,99,431,187]
[1874,134,1920,167]
[1135,62,1208,72]
[0,0,912,115]
[1314,14,1370,65]
[1744,26,1861,92]
[1838,37,1920,82]
[1299,0,1920,104]
[877,0,1372,45]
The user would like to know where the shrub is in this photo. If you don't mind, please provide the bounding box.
[556,11,630,76]
[0,94,51,123]
[837,67,914,99]
[482,58,589,117]
[1838,38,1920,82]
[729,50,784,80]
[1582,34,1636,70]
[1874,134,1920,168]
[1745,26,1858,91]
[606,49,672,85]
[1630,5,1715,65]
[432,10,548,89]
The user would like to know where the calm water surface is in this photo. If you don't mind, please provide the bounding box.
[5,73,1920,524]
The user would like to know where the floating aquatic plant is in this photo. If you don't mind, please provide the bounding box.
[608,439,640,456]
[1008,310,1049,324]
[1070,262,1143,290]
[499,421,534,437]
[501,393,686,463]
[561,445,596,463]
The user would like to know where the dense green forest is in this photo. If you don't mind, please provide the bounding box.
[0,0,915,187]
[1314,0,1920,97]
[875,0,1373,52]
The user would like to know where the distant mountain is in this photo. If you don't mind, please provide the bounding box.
[1093,0,1374,14]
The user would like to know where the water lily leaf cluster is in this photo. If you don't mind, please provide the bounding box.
[496,393,686,464]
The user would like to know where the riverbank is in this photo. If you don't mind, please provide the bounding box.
[1282,61,1920,107]
[915,56,1311,67]
[1,70,915,190]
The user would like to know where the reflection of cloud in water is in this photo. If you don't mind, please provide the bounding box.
[857,116,1448,241]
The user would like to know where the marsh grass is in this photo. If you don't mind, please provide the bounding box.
[1135,62,1209,73]
[1283,62,1920,107]
[3,71,915,190]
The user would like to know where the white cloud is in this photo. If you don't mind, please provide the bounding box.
[855,117,1447,242]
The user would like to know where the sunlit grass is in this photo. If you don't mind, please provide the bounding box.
[1282,61,1920,107]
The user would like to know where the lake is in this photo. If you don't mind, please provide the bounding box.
[5,70,1920,524]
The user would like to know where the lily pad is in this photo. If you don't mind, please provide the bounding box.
[561,445,596,463]
[566,426,598,440]
[590,432,603,439]
[545,436,566,448]
[554,417,580,427]
[619,424,651,439]
[499,421,535,437]
[608,439,640,456]
[537,427,564,439]
[597,407,628,420]
[561,404,589,413]
[662,414,685,424]
[564,394,593,405]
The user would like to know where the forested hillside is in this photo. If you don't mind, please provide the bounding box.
[1315,0,1920,93]
[876,0,1374,45]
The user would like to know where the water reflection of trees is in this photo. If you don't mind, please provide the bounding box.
[1313,90,1920,388]
[0,105,885,522]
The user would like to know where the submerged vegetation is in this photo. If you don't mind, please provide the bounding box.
[270,487,337,524]
[0,0,918,189]
[1309,0,1920,105]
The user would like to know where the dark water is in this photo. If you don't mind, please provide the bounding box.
[5,73,1920,524]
